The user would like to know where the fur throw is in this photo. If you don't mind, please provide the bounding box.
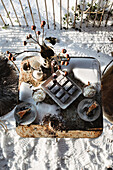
[0,55,18,116]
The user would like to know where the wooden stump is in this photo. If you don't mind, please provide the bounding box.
[101,65,113,123]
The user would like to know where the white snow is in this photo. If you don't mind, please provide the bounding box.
[0,0,113,169]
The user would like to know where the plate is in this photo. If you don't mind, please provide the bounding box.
[77,99,101,122]
[14,102,37,125]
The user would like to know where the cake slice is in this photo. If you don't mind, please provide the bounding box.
[16,108,31,119]
[86,101,98,116]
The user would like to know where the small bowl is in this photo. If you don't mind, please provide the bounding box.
[83,84,96,98]
[32,88,46,102]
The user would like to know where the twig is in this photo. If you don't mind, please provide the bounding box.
[27,0,37,40]
[80,0,85,28]
[44,0,49,29]
[67,0,69,29]
[86,0,94,27]
[9,0,21,26]
[34,31,38,41]
[42,27,44,44]
[73,0,77,28]
[98,0,108,27]
[27,0,35,25]
[60,0,62,29]
[105,2,113,27]
[11,60,20,73]
[37,35,39,43]
[86,11,103,14]
[1,0,14,26]
[10,50,41,57]
[80,0,110,14]
[84,0,95,14]
[36,0,41,24]
[80,8,108,14]
[0,14,6,26]
[18,0,28,26]
[52,0,56,29]
[93,0,101,27]
[31,37,41,47]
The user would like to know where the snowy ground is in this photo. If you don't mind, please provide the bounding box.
[0,0,113,169]
[0,24,113,170]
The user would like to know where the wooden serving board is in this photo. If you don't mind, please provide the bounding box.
[16,56,103,138]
